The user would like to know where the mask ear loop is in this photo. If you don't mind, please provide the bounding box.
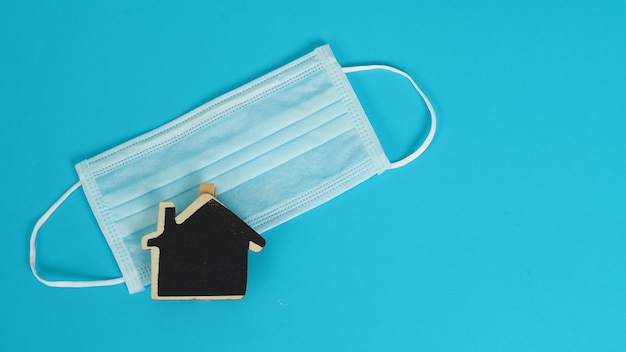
[30,181,125,288]
[343,65,437,169]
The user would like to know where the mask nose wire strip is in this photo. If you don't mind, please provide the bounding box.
[29,181,125,288]
[343,65,437,169]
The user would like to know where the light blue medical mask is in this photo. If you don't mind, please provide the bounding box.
[30,44,436,294]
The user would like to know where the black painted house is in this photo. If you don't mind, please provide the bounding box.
[142,190,265,300]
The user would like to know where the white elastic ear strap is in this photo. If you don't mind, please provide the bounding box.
[29,181,124,288]
[343,64,437,169]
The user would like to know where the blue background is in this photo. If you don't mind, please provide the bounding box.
[2,1,625,351]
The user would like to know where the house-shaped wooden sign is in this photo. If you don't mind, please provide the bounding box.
[141,183,265,300]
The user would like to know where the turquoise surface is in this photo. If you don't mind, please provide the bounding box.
[2,1,625,351]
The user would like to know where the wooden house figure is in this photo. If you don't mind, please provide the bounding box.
[141,183,265,300]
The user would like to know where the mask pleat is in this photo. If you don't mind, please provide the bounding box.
[112,109,354,237]
[97,69,335,206]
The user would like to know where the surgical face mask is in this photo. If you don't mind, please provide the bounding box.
[30,44,436,294]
